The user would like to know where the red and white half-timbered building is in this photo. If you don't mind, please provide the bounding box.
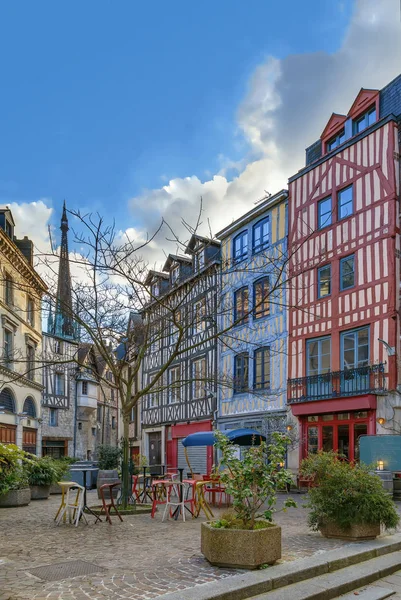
[287,75,401,465]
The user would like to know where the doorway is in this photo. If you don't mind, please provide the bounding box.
[148,432,162,468]
[304,411,369,462]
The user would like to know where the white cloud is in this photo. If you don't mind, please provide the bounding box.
[127,0,401,267]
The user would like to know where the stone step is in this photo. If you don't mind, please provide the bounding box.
[161,534,401,600]
[337,585,395,599]
[249,551,401,600]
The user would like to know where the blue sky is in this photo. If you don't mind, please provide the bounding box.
[0,0,355,238]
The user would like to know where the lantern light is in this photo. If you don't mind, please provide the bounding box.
[286,424,293,432]
[377,460,384,471]
[377,417,386,426]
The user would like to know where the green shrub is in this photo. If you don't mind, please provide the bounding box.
[27,457,58,487]
[0,443,32,495]
[97,444,121,470]
[301,451,400,531]
[213,431,297,530]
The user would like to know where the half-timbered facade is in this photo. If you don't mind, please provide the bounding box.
[288,74,401,465]
[217,190,289,442]
[141,235,220,473]
[0,208,46,455]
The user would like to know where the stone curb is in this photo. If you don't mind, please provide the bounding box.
[159,534,401,600]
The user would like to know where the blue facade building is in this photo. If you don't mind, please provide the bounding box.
[216,189,288,440]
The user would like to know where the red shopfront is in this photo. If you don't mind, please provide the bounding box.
[166,420,213,475]
[292,395,376,462]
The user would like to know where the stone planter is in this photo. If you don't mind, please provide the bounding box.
[30,485,51,500]
[201,521,281,569]
[97,470,120,499]
[0,488,31,507]
[49,483,63,495]
[319,521,380,541]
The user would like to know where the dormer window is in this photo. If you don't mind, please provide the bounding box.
[353,106,376,135]
[171,266,179,284]
[326,129,345,152]
[196,250,205,271]
[233,231,248,262]
[5,220,13,239]
[152,282,160,297]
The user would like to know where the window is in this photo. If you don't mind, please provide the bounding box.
[234,353,249,393]
[354,106,376,134]
[307,337,331,377]
[23,397,36,418]
[92,427,96,436]
[0,387,15,413]
[168,366,181,403]
[27,297,34,327]
[233,231,248,262]
[169,310,181,344]
[326,129,345,152]
[55,372,64,396]
[5,220,13,238]
[54,340,63,354]
[254,347,270,390]
[193,298,206,334]
[26,345,35,381]
[340,255,355,290]
[82,380,88,395]
[234,287,249,325]
[196,250,205,271]
[338,185,353,220]
[152,282,160,297]
[317,265,331,298]
[112,416,116,429]
[4,329,13,367]
[252,217,269,253]
[253,277,270,319]
[171,266,179,284]
[5,273,13,306]
[192,357,206,398]
[49,408,58,427]
[111,388,115,401]
[97,405,102,422]
[341,327,369,370]
[317,196,332,229]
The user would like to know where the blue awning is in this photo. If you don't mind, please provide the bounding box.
[181,428,266,448]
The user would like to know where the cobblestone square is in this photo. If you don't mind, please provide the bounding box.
[1,492,399,600]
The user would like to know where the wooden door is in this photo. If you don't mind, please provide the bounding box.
[148,432,161,467]
[23,427,37,455]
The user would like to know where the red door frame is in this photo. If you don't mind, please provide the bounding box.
[300,410,375,462]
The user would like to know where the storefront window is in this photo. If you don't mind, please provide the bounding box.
[307,427,318,454]
[338,425,350,460]
[322,426,333,451]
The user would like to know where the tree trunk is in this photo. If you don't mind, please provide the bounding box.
[120,414,131,509]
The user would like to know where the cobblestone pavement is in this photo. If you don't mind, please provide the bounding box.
[0,492,399,600]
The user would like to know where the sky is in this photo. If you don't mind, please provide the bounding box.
[1,0,401,269]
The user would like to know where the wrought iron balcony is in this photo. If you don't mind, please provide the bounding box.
[288,363,386,404]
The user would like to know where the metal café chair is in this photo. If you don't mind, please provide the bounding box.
[56,483,87,527]
[162,481,188,522]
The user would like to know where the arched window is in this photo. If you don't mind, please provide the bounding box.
[23,396,36,418]
[0,387,16,413]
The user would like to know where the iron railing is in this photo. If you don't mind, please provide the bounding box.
[288,363,386,404]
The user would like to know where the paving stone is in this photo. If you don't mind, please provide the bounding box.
[0,493,399,600]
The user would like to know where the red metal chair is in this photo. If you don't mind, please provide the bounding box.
[151,479,171,518]
[131,475,141,503]
[99,482,123,524]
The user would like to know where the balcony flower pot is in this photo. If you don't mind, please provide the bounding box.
[319,521,380,541]
[201,521,281,569]
[30,484,51,500]
[0,488,31,507]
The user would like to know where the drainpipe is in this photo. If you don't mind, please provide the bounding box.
[73,372,78,457]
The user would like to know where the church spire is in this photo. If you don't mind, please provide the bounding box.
[52,201,76,339]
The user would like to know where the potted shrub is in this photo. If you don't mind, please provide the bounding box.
[96,444,122,499]
[301,451,400,540]
[0,443,31,507]
[201,431,296,569]
[27,457,58,500]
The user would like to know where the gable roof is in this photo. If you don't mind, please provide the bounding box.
[185,234,221,255]
[348,88,379,119]
[144,270,169,287]
[162,254,192,273]
[320,113,347,141]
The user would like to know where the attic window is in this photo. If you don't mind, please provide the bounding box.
[353,106,376,135]
[152,281,160,297]
[171,266,179,284]
[196,250,205,271]
[326,129,345,152]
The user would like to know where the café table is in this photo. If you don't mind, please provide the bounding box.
[69,467,102,523]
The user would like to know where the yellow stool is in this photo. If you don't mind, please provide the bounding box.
[54,481,80,522]
[194,481,214,520]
